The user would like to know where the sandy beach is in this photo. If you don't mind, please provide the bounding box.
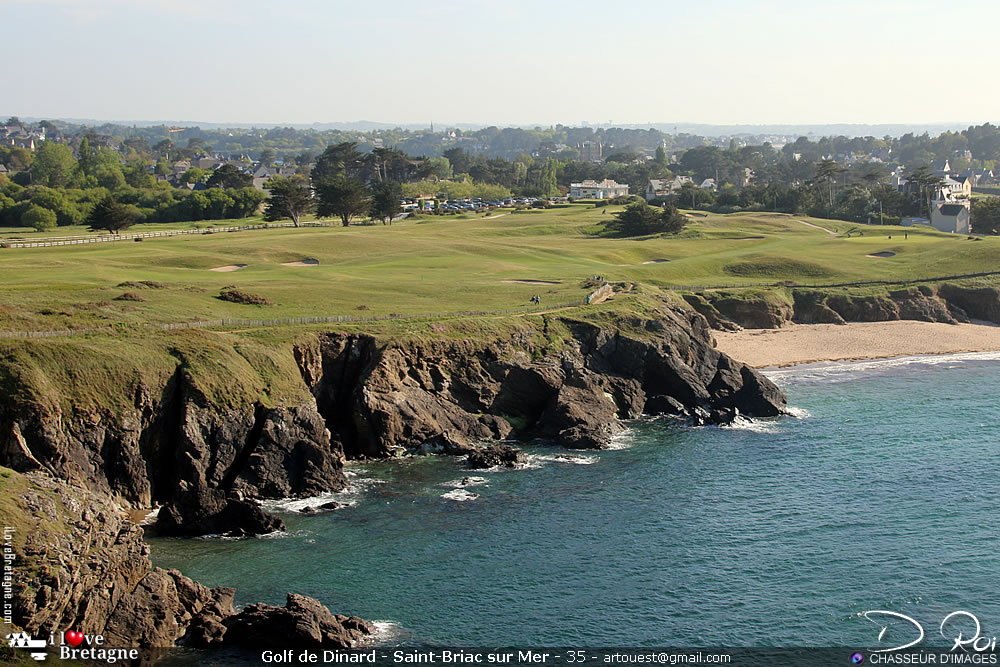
[714,320,1000,368]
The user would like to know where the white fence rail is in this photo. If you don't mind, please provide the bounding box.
[1,222,326,249]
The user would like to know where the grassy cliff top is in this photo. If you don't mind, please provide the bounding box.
[1,205,996,334]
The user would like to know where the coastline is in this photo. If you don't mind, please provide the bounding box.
[713,320,1000,368]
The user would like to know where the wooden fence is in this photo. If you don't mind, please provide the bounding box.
[1,222,326,249]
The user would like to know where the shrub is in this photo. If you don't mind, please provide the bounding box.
[218,288,272,305]
[21,205,57,231]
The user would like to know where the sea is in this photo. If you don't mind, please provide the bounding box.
[149,352,1000,654]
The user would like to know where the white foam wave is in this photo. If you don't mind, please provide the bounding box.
[368,620,410,644]
[765,351,1000,384]
[257,529,312,540]
[194,529,311,541]
[138,508,160,525]
[720,416,778,433]
[441,489,480,501]
[532,454,599,465]
[605,428,637,450]
[260,476,386,513]
[785,406,811,419]
[441,476,489,488]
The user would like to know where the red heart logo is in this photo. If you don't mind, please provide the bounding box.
[65,630,84,647]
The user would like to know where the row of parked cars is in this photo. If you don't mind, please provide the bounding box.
[401,197,551,211]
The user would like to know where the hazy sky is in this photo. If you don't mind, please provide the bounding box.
[5,0,998,126]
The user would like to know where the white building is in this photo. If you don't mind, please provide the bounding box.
[644,176,692,200]
[570,179,629,199]
[930,202,971,234]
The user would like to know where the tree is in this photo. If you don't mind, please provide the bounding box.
[2,147,33,172]
[21,204,57,232]
[971,197,1000,235]
[315,176,369,226]
[30,141,78,188]
[258,148,276,166]
[442,147,471,175]
[312,142,363,183]
[815,158,847,206]
[87,196,137,234]
[609,201,686,236]
[227,187,268,218]
[181,168,210,185]
[654,145,668,167]
[206,164,252,189]
[264,175,313,226]
[906,164,943,219]
[370,180,402,224]
[153,139,174,160]
[425,157,452,180]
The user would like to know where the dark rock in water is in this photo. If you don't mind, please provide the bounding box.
[185,616,229,648]
[421,431,476,455]
[644,395,688,416]
[300,501,345,514]
[538,383,624,449]
[709,407,739,425]
[156,489,284,537]
[467,444,526,469]
[223,593,375,649]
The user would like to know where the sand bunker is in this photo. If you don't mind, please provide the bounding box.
[209,264,247,272]
[501,279,562,285]
[641,259,670,264]
[867,251,896,258]
[281,258,320,267]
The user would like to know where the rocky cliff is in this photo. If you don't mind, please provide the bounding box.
[1,467,373,658]
[0,296,787,656]
[1,297,786,540]
[295,305,785,459]
[690,283,1000,330]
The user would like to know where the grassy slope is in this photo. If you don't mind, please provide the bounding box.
[0,204,996,333]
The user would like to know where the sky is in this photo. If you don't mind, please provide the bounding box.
[4,0,999,127]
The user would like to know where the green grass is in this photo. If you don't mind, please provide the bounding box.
[0,204,996,334]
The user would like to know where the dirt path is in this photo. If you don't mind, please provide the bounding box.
[589,287,613,305]
[795,219,837,235]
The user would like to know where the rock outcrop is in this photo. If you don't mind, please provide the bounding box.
[467,444,527,469]
[219,594,375,650]
[298,305,786,456]
[694,282,1000,330]
[4,469,373,655]
[7,470,235,648]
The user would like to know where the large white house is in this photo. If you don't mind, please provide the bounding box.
[569,179,629,199]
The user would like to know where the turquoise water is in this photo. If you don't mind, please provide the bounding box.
[149,353,1000,649]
